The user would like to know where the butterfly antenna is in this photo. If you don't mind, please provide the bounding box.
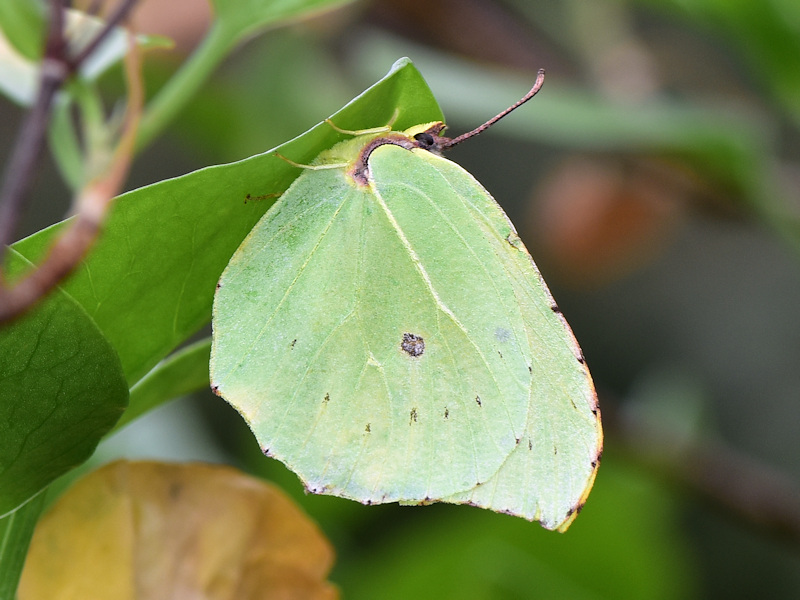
[442,68,546,150]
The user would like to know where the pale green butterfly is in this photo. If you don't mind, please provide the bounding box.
[210,69,602,531]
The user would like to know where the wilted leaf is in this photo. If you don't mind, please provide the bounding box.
[19,460,337,600]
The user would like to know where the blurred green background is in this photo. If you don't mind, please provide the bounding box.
[4,0,800,597]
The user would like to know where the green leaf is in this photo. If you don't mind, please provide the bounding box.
[0,4,43,105]
[137,0,358,150]
[0,0,45,61]
[47,96,85,191]
[13,58,443,387]
[116,338,212,432]
[210,80,602,531]
[0,252,128,516]
[0,492,46,600]
[211,0,355,39]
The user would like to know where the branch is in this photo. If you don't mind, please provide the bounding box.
[0,0,141,322]
[0,0,67,251]
[614,402,800,545]
[69,0,139,68]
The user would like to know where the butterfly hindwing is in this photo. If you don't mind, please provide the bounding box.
[211,130,601,531]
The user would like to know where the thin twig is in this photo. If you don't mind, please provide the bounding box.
[0,30,143,322]
[0,0,68,252]
[0,0,142,321]
[69,0,139,68]
[615,402,800,546]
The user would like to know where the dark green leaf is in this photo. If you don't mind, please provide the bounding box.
[0,252,128,515]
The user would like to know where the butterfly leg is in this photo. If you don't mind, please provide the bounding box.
[324,108,400,136]
[274,152,347,170]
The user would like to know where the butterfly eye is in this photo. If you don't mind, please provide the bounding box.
[414,132,435,148]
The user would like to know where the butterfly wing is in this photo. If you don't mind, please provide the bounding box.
[368,145,601,530]
[211,139,601,530]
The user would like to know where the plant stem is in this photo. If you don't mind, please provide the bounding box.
[0,0,66,251]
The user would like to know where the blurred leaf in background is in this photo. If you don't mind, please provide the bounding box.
[18,460,337,600]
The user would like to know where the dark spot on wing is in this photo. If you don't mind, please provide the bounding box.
[528,365,532,374]
[553,446,558,455]
[475,395,482,407]
[410,407,418,424]
[497,350,503,359]
[365,423,371,433]
[528,439,533,451]
[323,393,330,403]
[290,339,297,349]
[550,304,562,314]
[444,407,449,419]
[215,282,221,290]
[401,332,425,357]
[211,385,220,395]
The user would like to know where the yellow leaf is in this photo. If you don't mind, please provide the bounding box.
[19,460,337,600]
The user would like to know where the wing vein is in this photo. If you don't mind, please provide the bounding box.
[222,190,353,381]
